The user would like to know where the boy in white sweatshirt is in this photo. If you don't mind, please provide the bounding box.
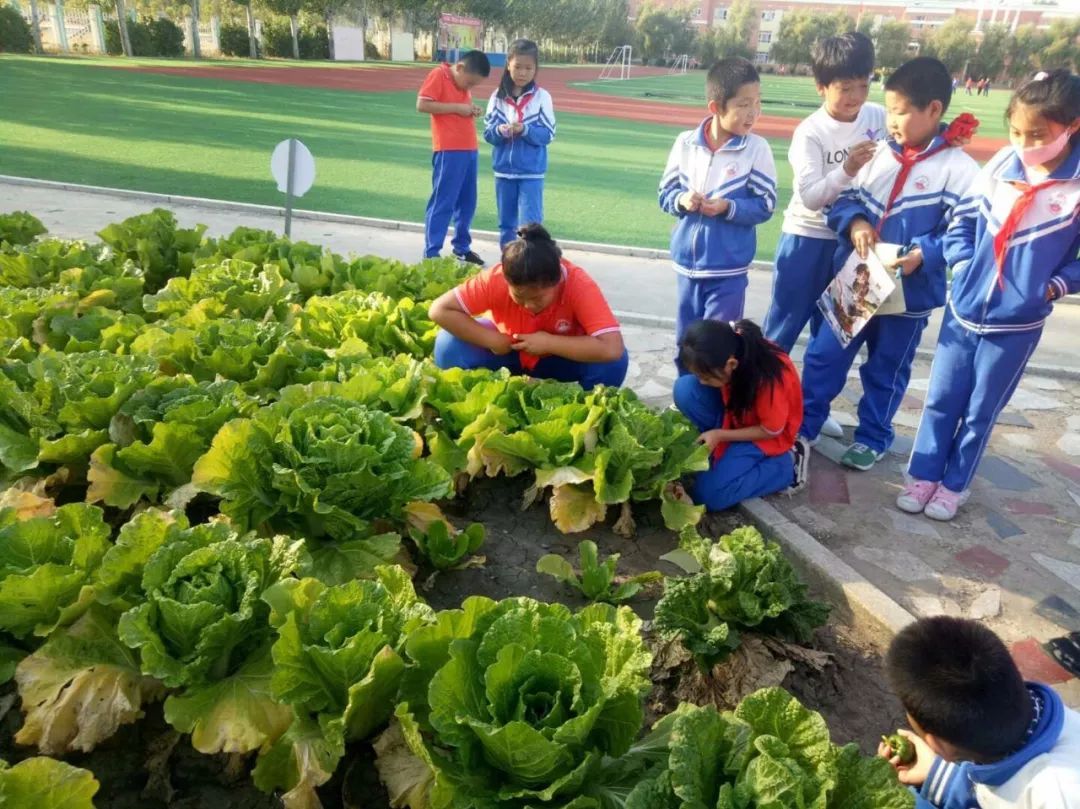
[883,616,1080,809]
[762,31,883,439]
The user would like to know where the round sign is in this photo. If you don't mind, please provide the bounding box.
[270,139,316,197]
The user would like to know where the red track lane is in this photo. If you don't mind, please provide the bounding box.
[131,62,1008,159]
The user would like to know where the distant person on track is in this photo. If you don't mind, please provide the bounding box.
[672,318,809,511]
[761,31,882,442]
[899,70,1080,521]
[658,57,777,367]
[429,224,628,390]
[881,616,1080,808]
[483,39,556,248]
[417,49,490,265]
[965,76,974,95]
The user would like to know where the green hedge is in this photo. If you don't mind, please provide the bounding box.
[104,17,184,57]
[0,5,33,53]
[260,19,328,59]
[219,22,258,57]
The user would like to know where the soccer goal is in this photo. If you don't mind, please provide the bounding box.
[669,54,689,75]
[599,45,632,80]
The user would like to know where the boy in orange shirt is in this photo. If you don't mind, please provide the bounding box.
[417,50,491,264]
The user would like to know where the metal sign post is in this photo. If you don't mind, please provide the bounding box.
[270,138,316,238]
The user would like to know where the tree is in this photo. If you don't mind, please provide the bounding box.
[769,9,850,70]
[230,0,259,57]
[970,23,1008,80]
[26,0,43,52]
[633,2,688,62]
[855,14,874,37]
[113,0,133,55]
[1042,18,1080,71]
[925,16,975,75]
[724,0,756,52]
[1006,24,1050,80]
[188,0,201,57]
[874,18,910,70]
[259,0,302,58]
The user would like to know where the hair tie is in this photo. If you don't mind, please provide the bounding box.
[1033,71,1049,81]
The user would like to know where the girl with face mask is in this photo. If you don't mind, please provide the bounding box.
[898,70,1080,522]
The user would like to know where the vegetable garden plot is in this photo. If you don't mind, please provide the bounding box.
[0,209,910,808]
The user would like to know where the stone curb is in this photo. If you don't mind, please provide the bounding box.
[738,497,916,651]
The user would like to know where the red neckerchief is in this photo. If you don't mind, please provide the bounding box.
[504,89,536,124]
[992,177,1060,290]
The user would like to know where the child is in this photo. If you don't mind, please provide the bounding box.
[798,57,980,472]
[673,319,809,512]
[428,223,628,390]
[658,58,777,358]
[763,32,882,353]
[882,616,1080,808]
[762,32,882,440]
[900,70,1080,520]
[483,39,556,248]
[417,50,491,264]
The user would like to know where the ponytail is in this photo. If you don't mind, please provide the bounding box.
[678,319,785,420]
[501,223,562,287]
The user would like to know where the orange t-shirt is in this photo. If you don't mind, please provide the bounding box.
[418,63,478,152]
[713,352,802,460]
[454,260,621,370]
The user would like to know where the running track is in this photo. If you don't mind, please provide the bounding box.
[130,63,1007,160]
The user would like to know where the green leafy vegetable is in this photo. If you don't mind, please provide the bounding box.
[0,756,99,809]
[0,211,47,246]
[96,208,205,293]
[537,540,661,603]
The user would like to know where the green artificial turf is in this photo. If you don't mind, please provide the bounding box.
[572,72,1013,140]
[0,55,798,258]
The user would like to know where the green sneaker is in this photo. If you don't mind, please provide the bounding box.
[840,442,884,471]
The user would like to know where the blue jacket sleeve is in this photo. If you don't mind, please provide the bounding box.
[919,757,976,809]
[724,143,777,226]
[1049,230,1080,300]
[827,187,874,240]
[483,94,509,147]
[942,160,989,276]
[521,91,555,147]
[659,138,689,217]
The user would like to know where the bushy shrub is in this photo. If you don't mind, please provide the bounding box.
[261,18,327,59]
[0,6,33,53]
[147,17,184,57]
[218,22,256,57]
[104,18,152,56]
[364,39,380,59]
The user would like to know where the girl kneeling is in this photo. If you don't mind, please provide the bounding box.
[429,224,628,390]
[675,319,809,511]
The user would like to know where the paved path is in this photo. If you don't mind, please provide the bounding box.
[4,181,1079,704]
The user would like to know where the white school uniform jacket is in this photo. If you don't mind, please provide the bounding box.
[783,102,887,240]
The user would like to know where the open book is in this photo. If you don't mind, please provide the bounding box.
[817,243,903,347]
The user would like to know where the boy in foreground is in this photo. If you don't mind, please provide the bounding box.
[417,50,490,264]
[883,616,1080,808]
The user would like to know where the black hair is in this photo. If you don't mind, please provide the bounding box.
[498,39,539,99]
[885,57,953,114]
[1007,70,1080,147]
[811,31,875,87]
[885,616,1032,761]
[459,50,491,78]
[678,319,785,421]
[706,57,759,110]
[501,223,562,287]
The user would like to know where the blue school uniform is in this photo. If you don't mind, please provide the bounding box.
[800,131,980,453]
[483,83,556,246]
[908,144,1080,492]
[659,120,777,347]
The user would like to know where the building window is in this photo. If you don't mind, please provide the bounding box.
[714,7,727,21]
[693,6,702,17]
[758,31,772,43]
[756,51,770,63]
[761,10,775,21]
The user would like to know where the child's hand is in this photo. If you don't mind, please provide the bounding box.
[488,332,516,355]
[699,198,731,217]
[844,140,877,176]
[696,429,726,453]
[471,104,484,118]
[892,247,923,276]
[498,123,513,138]
[458,103,477,117]
[849,218,877,259]
[510,121,524,134]
[877,729,934,787]
[511,331,552,355]
[678,191,703,212]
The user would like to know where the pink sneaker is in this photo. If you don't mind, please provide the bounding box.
[896,480,938,514]
[924,486,969,521]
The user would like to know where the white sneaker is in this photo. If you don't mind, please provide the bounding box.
[820,415,844,439]
[923,486,969,521]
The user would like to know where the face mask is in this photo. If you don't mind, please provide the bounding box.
[1016,126,1074,167]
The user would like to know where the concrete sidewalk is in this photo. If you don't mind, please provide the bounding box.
[5,179,1080,705]
[5,177,1080,378]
